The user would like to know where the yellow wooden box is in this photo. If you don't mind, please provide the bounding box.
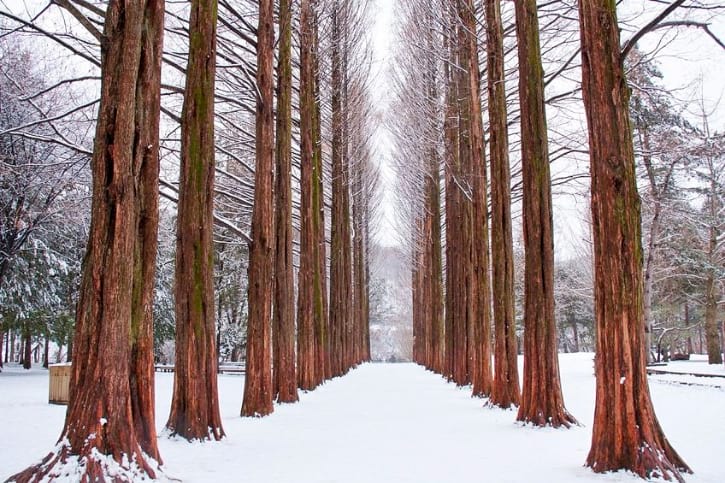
[48,363,72,405]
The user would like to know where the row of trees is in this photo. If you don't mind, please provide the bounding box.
[391,0,722,481]
[2,0,380,480]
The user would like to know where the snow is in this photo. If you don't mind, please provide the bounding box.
[1,354,724,482]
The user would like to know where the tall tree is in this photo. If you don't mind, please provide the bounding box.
[485,0,520,409]
[514,0,576,428]
[242,0,275,417]
[442,0,460,381]
[693,120,724,366]
[8,0,165,479]
[166,0,224,440]
[578,0,691,479]
[312,1,330,385]
[272,0,299,404]
[297,0,318,391]
[329,0,353,378]
[458,0,493,398]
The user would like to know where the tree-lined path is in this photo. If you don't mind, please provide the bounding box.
[1,0,723,481]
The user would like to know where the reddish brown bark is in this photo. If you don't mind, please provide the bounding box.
[485,0,520,409]
[272,0,298,404]
[457,0,493,398]
[242,0,275,417]
[312,9,330,385]
[297,0,318,391]
[514,0,575,428]
[442,8,459,380]
[329,2,352,377]
[167,0,224,439]
[8,1,165,480]
[578,1,690,479]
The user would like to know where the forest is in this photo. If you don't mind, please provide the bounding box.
[0,0,723,482]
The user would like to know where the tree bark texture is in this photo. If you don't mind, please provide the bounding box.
[443,9,459,381]
[704,173,722,365]
[312,7,330,385]
[272,0,299,404]
[242,0,275,417]
[454,12,473,388]
[515,0,575,428]
[485,0,520,409]
[458,0,493,398]
[297,0,318,391]
[167,0,224,439]
[329,2,353,378]
[8,1,165,480]
[578,1,690,480]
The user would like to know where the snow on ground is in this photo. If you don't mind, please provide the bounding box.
[1,354,723,482]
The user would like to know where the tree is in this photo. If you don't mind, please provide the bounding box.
[297,0,317,391]
[457,0,493,398]
[485,0,520,409]
[514,0,576,428]
[272,0,299,404]
[578,0,691,479]
[329,0,354,378]
[689,119,724,365]
[242,0,275,417]
[8,0,166,479]
[166,0,225,440]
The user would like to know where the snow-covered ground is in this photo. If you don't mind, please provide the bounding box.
[1,353,723,482]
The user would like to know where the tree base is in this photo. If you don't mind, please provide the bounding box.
[516,409,578,429]
[484,399,518,411]
[6,439,164,483]
[586,443,691,483]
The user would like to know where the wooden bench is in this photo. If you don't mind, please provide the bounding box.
[154,363,246,375]
[154,364,175,373]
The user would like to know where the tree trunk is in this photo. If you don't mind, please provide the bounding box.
[242,0,275,418]
[456,0,493,398]
[515,0,575,428]
[704,172,722,364]
[0,328,4,369]
[571,319,580,353]
[167,0,224,438]
[43,335,49,369]
[442,9,458,381]
[578,1,690,480]
[22,324,31,370]
[8,1,165,479]
[66,334,72,363]
[312,5,330,385]
[704,270,722,364]
[297,0,318,391]
[329,1,351,377]
[9,329,15,363]
[272,0,299,405]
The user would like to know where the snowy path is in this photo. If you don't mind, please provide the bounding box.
[2,355,724,482]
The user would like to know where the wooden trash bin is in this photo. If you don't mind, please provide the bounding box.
[49,363,72,405]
